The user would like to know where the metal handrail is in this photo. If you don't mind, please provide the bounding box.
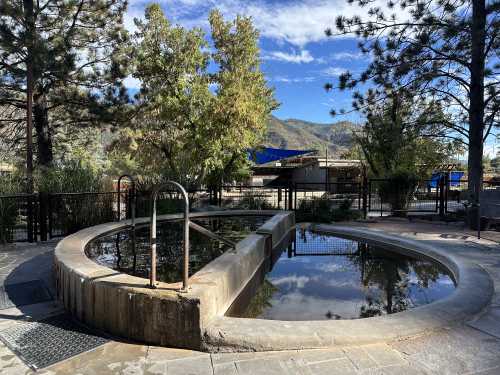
[150,181,190,292]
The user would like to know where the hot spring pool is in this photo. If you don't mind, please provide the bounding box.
[85,215,271,283]
[230,225,456,320]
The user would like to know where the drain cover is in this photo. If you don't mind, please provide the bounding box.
[0,314,109,370]
[0,280,53,310]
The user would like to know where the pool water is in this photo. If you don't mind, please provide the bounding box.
[233,226,456,320]
[85,215,270,283]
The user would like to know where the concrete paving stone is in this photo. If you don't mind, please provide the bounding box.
[359,364,434,375]
[362,344,407,367]
[213,362,238,375]
[43,341,147,375]
[211,351,258,365]
[468,365,500,375]
[145,347,210,375]
[165,355,213,375]
[391,327,500,375]
[343,346,378,370]
[468,307,500,339]
[306,357,358,375]
[235,358,293,375]
[0,342,33,375]
[295,348,345,364]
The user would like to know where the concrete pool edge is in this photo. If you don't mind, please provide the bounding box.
[201,224,494,352]
[54,210,295,349]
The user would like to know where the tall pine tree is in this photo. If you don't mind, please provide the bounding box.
[326,0,499,205]
[0,0,130,173]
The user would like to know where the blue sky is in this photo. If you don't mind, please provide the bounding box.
[124,0,372,124]
[124,0,497,157]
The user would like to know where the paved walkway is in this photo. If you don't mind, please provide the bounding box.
[0,219,499,375]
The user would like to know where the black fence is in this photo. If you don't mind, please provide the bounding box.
[0,194,37,243]
[1,176,497,243]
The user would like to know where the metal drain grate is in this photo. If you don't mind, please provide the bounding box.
[0,280,53,310]
[0,314,109,370]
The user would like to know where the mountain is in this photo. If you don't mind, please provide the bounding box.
[265,116,360,157]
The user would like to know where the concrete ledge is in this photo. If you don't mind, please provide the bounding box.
[54,210,295,349]
[202,225,494,352]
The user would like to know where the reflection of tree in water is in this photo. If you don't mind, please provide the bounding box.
[86,217,269,283]
[349,243,448,318]
[241,279,278,318]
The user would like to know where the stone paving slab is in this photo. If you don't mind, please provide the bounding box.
[2,220,500,374]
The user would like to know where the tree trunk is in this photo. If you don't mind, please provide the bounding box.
[23,0,34,193]
[467,0,486,211]
[34,92,53,167]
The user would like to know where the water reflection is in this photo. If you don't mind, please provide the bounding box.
[237,228,455,320]
[86,215,270,283]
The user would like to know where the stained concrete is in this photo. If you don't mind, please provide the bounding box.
[54,211,295,349]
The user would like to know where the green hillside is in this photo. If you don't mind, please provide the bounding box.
[265,116,360,157]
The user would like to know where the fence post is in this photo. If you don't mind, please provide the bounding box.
[27,194,34,243]
[439,174,446,217]
[288,183,293,210]
[362,177,368,219]
[39,192,48,242]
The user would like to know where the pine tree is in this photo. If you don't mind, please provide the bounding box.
[0,0,130,173]
[326,0,499,204]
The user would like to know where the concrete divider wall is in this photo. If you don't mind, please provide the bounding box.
[54,211,295,349]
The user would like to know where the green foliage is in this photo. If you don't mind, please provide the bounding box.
[327,0,498,204]
[236,193,275,210]
[355,92,463,178]
[297,198,361,223]
[378,171,418,215]
[0,173,25,244]
[0,0,131,167]
[37,161,111,193]
[113,5,277,187]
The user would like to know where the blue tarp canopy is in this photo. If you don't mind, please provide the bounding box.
[428,172,465,188]
[248,147,314,165]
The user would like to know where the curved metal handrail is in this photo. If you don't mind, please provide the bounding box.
[150,181,190,292]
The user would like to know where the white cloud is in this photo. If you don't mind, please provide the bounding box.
[127,0,396,47]
[272,76,316,83]
[322,67,346,77]
[330,51,366,61]
[264,50,315,64]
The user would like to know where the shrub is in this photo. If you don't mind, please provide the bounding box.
[0,173,24,244]
[236,192,275,210]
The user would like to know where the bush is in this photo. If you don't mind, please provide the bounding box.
[38,162,114,235]
[296,198,361,223]
[378,171,418,216]
[0,173,25,244]
[236,192,275,210]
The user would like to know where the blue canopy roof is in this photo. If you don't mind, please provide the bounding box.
[248,147,314,165]
[428,171,465,188]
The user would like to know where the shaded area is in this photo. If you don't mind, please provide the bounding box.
[234,227,455,320]
[0,280,52,310]
[86,215,270,283]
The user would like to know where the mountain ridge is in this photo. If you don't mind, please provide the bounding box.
[265,115,359,157]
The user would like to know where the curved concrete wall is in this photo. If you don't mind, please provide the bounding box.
[54,210,295,349]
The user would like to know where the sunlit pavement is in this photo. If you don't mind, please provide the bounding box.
[1,218,500,375]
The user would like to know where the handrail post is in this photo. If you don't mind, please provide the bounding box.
[117,175,136,225]
[150,181,190,292]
